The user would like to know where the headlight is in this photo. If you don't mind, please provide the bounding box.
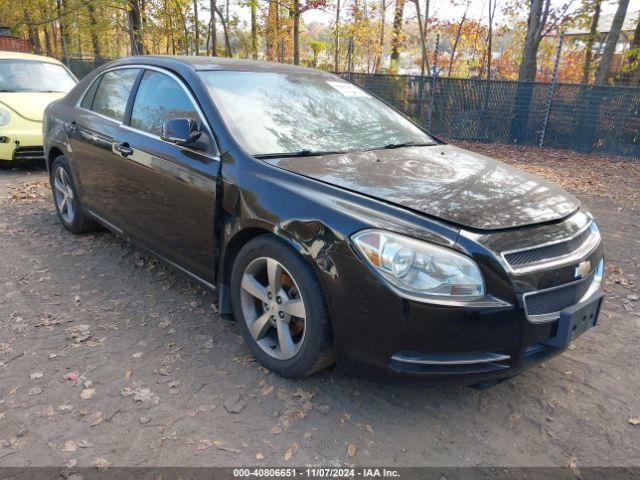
[0,109,10,126]
[352,230,485,300]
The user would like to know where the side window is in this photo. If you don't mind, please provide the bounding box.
[91,69,139,122]
[80,77,100,109]
[130,70,200,136]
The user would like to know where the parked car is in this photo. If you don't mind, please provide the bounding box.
[43,57,604,382]
[0,51,77,162]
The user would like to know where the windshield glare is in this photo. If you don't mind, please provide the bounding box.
[199,71,434,156]
[0,60,76,93]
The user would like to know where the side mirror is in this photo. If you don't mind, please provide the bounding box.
[161,118,202,146]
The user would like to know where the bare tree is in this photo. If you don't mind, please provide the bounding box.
[595,0,630,84]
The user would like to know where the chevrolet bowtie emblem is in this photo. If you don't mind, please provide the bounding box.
[575,260,591,279]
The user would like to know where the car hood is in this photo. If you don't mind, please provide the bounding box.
[263,144,580,231]
[0,92,66,122]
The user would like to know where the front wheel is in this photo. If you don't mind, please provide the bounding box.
[230,235,335,378]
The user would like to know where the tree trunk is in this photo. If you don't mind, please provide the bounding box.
[214,4,232,56]
[86,1,102,59]
[292,0,300,64]
[629,14,640,84]
[128,0,145,55]
[449,2,468,77]
[595,0,630,85]
[390,0,406,72]
[250,0,258,59]
[193,0,200,55]
[517,0,549,81]
[486,0,495,79]
[411,0,427,76]
[57,0,70,62]
[334,0,340,70]
[374,0,385,72]
[210,0,217,55]
[581,0,602,84]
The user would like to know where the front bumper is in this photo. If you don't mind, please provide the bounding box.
[325,234,604,384]
[0,120,45,161]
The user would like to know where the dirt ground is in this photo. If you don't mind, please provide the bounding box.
[0,143,639,468]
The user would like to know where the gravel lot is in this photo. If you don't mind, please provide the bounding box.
[0,144,639,468]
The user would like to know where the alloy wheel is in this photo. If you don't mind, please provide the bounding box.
[239,257,307,360]
[53,166,76,224]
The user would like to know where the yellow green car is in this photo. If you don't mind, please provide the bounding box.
[0,51,77,162]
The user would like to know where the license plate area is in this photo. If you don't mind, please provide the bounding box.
[543,293,604,348]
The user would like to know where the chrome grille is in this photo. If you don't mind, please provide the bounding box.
[524,270,595,317]
[504,227,592,267]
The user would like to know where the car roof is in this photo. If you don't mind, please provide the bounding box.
[0,51,64,64]
[114,55,333,76]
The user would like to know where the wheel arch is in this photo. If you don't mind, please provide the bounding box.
[47,146,65,173]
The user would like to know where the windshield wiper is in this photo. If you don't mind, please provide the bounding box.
[381,141,436,149]
[254,149,346,159]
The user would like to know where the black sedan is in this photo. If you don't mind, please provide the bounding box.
[43,56,604,382]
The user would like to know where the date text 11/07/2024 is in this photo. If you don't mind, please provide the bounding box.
[232,468,401,478]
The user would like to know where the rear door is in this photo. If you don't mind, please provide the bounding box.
[110,68,220,283]
[69,68,141,222]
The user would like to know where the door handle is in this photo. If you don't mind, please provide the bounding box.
[66,121,78,133]
[113,142,134,157]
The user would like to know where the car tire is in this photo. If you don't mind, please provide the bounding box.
[230,234,336,378]
[50,155,97,234]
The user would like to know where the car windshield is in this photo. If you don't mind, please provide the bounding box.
[198,71,435,156]
[0,60,76,93]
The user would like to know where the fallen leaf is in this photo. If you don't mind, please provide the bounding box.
[132,352,143,358]
[261,385,274,396]
[80,388,95,400]
[629,416,640,426]
[94,457,110,470]
[256,452,264,460]
[284,442,299,461]
[62,440,78,452]
[223,394,246,414]
[30,372,43,380]
[89,411,104,426]
[347,443,357,457]
[126,369,133,380]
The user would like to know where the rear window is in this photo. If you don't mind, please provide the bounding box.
[90,69,139,122]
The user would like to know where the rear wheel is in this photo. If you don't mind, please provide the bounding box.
[230,235,335,377]
[50,156,96,234]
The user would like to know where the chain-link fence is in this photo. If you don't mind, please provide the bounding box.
[344,72,640,158]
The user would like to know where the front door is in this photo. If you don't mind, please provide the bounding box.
[109,69,219,283]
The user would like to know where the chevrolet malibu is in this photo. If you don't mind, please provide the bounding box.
[0,51,77,162]
[43,57,604,382]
